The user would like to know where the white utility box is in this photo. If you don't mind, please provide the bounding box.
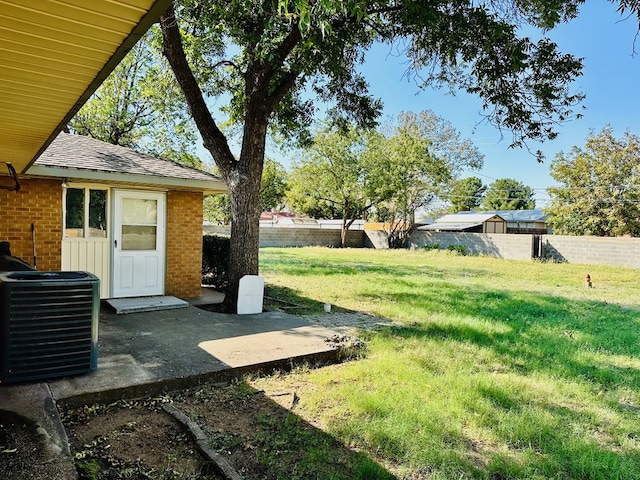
[237,275,264,315]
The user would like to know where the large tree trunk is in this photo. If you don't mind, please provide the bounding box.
[161,6,268,313]
[223,119,266,311]
[224,175,261,310]
[160,4,298,312]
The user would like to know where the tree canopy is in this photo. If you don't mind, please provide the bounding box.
[70,29,202,167]
[449,177,486,212]
[288,111,482,247]
[260,158,289,212]
[481,178,536,210]
[547,127,640,236]
[204,193,232,225]
[368,111,483,246]
[205,158,288,225]
[158,0,615,309]
[287,125,375,246]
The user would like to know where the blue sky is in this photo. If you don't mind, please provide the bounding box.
[352,1,640,207]
[201,2,640,207]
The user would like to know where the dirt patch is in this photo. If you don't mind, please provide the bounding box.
[0,410,50,480]
[54,381,392,480]
[62,397,222,480]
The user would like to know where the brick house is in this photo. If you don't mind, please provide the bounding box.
[0,133,226,299]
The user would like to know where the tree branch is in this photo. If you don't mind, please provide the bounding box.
[159,5,236,174]
[313,195,340,206]
[365,5,404,16]
[256,24,303,94]
[265,70,300,112]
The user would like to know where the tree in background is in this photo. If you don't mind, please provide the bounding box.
[287,126,376,247]
[481,178,536,210]
[448,177,486,212]
[289,111,483,247]
[158,0,592,310]
[69,31,155,148]
[261,159,289,212]
[547,127,640,236]
[369,111,483,247]
[204,194,232,225]
[69,29,203,167]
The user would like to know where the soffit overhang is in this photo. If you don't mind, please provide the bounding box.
[0,0,172,175]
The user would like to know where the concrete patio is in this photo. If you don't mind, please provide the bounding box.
[0,290,343,478]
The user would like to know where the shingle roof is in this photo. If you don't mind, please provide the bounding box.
[33,133,222,185]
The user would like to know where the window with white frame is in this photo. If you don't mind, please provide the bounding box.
[64,187,108,238]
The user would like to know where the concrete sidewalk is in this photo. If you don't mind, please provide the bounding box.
[0,294,343,479]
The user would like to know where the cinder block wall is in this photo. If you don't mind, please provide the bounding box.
[259,227,364,247]
[0,178,62,270]
[166,190,204,298]
[203,225,640,268]
[363,230,390,249]
[408,231,534,261]
[541,235,640,267]
[204,225,364,248]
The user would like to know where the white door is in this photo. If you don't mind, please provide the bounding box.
[112,190,166,298]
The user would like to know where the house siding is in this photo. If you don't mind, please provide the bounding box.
[166,190,203,298]
[0,178,62,270]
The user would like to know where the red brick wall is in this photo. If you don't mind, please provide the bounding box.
[165,190,203,298]
[0,178,63,271]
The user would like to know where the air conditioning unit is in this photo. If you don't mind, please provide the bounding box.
[0,271,99,384]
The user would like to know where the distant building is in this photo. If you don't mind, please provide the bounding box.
[260,212,318,227]
[461,209,549,234]
[259,212,365,230]
[417,213,507,233]
[419,209,549,234]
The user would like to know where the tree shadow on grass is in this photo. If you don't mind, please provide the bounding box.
[367,286,640,478]
[265,277,640,478]
[264,284,367,316]
[377,284,640,387]
[263,284,326,314]
[261,249,499,281]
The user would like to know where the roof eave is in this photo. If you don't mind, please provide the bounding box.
[25,164,227,195]
[23,1,172,174]
[421,221,487,230]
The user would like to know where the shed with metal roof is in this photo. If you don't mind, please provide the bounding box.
[457,209,549,234]
[418,213,507,233]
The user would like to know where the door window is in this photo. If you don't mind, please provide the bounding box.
[121,198,158,250]
[64,188,107,238]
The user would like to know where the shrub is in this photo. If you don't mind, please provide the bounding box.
[202,234,230,289]
[423,243,441,251]
[447,244,468,256]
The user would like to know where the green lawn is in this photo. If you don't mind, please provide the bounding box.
[253,247,640,480]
